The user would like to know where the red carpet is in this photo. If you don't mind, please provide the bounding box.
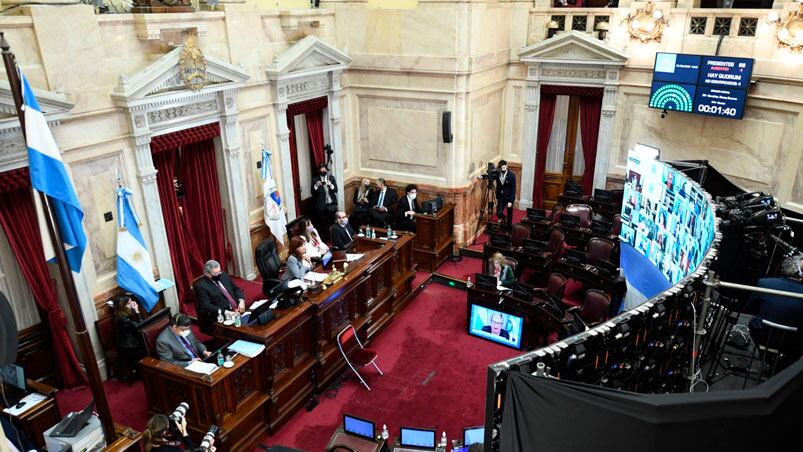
[56,380,149,432]
[435,256,483,281]
[263,284,519,451]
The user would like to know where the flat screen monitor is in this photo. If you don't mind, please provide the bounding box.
[526,208,547,221]
[400,427,437,450]
[522,238,546,254]
[467,303,523,349]
[591,219,613,234]
[594,189,613,202]
[490,233,511,248]
[343,414,375,440]
[0,363,25,391]
[508,281,535,300]
[475,273,497,291]
[564,249,586,265]
[560,214,581,228]
[464,427,485,446]
[597,258,619,275]
[321,250,333,268]
[564,179,583,195]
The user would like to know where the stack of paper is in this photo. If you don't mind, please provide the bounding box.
[228,340,266,358]
[185,361,218,375]
[303,271,328,282]
[346,253,364,262]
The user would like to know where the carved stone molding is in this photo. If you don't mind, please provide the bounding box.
[135,135,152,146]
[277,131,290,142]
[602,109,616,117]
[525,104,538,112]
[540,67,605,79]
[329,114,341,125]
[148,99,218,125]
[134,115,146,129]
[140,171,158,184]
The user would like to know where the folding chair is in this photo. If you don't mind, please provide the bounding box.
[337,324,383,390]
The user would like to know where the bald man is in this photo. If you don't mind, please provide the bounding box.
[331,211,356,251]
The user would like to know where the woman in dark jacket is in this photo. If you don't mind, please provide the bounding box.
[113,294,146,376]
[143,414,194,452]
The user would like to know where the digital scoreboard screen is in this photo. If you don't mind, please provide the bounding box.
[648,53,753,120]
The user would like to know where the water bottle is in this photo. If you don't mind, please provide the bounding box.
[234,312,241,327]
[436,432,447,452]
[387,227,392,238]
[216,352,224,367]
[217,309,224,323]
[381,424,389,440]
[466,276,473,288]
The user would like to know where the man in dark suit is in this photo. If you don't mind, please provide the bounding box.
[312,163,338,240]
[156,313,210,367]
[495,160,516,225]
[370,178,397,227]
[746,254,803,362]
[194,260,247,334]
[331,211,356,250]
[395,184,420,232]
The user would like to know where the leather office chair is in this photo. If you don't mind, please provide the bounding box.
[337,324,383,390]
[545,229,565,256]
[511,223,531,248]
[546,273,567,301]
[140,312,172,358]
[285,217,303,241]
[586,237,616,266]
[566,204,593,228]
[94,316,121,380]
[550,204,564,225]
[255,237,284,298]
[611,214,622,237]
[579,289,610,325]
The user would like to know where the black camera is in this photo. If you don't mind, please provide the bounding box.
[480,162,500,181]
[197,425,219,451]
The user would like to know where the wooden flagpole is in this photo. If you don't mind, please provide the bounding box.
[0,32,117,444]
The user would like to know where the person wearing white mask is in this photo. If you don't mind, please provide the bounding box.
[395,184,420,232]
[156,314,211,368]
[331,211,356,250]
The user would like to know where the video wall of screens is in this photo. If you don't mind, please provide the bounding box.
[619,152,716,284]
[648,52,754,120]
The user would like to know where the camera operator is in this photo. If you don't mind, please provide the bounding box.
[143,413,192,452]
[495,160,516,225]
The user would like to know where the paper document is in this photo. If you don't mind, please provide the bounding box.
[228,340,266,358]
[287,279,307,290]
[185,361,218,375]
[250,299,268,310]
[303,272,328,282]
[497,285,512,291]
[2,393,47,416]
[346,253,364,262]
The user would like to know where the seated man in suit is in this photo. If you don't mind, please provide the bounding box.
[156,313,211,367]
[395,184,420,232]
[331,211,356,251]
[746,254,803,364]
[370,178,397,227]
[194,260,246,334]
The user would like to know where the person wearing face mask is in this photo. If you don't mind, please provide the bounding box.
[194,260,247,334]
[331,211,356,250]
[113,293,146,379]
[495,160,516,226]
[296,217,329,257]
[395,184,420,232]
[350,177,374,231]
[156,314,211,367]
[312,163,338,240]
[283,236,313,287]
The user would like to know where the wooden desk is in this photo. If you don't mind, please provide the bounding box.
[412,203,454,272]
[482,242,552,284]
[140,354,268,452]
[105,423,143,452]
[215,237,414,434]
[327,428,387,452]
[1,379,60,450]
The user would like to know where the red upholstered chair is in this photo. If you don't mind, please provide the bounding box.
[566,204,593,228]
[511,223,531,248]
[611,214,622,237]
[546,273,567,301]
[586,237,616,266]
[546,229,565,256]
[95,316,121,380]
[337,324,383,390]
[140,313,172,358]
[579,289,611,325]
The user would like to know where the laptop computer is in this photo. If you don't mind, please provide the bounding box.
[463,426,485,446]
[475,273,498,291]
[343,414,375,440]
[398,427,437,451]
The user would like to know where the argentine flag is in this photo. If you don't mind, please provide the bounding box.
[116,187,158,312]
[22,72,87,272]
[262,148,287,246]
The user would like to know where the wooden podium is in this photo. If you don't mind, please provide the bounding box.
[140,354,269,452]
[412,203,455,272]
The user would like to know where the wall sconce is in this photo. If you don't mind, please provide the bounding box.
[623,1,669,43]
[768,4,803,52]
[595,21,610,40]
[547,20,561,39]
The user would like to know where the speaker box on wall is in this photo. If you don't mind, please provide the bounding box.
[442,111,453,143]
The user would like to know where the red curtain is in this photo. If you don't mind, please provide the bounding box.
[286,111,302,214]
[533,94,557,208]
[579,96,603,195]
[151,123,220,154]
[154,151,203,305]
[305,109,326,167]
[0,182,87,387]
[179,140,227,271]
[287,96,328,117]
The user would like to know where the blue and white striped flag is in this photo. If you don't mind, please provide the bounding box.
[22,71,87,272]
[116,187,158,312]
[262,147,287,246]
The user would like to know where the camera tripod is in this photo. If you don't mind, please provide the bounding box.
[478,175,497,230]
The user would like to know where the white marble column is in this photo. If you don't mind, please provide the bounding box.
[218,90,255,279]
[274,99,297,220]
[593,71,620,191]
[519,67,541,210]
[327,70,346,212]
[131,128,179,313]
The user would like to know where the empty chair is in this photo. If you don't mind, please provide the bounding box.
[255,237,284,298]
[94,316,121,380]
[550,204,565,225]
[285,217,303,241]
[566,204,593,228]
[578,289,611,325]
[611,214,622,237]
[337,324,383,390]
[545,229,565,256]
[586,237,616,266]
[511,223,531,248]
[546,273,567,301]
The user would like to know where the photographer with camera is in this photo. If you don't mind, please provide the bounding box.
[143,410,192,452]
[495,160,516,226]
